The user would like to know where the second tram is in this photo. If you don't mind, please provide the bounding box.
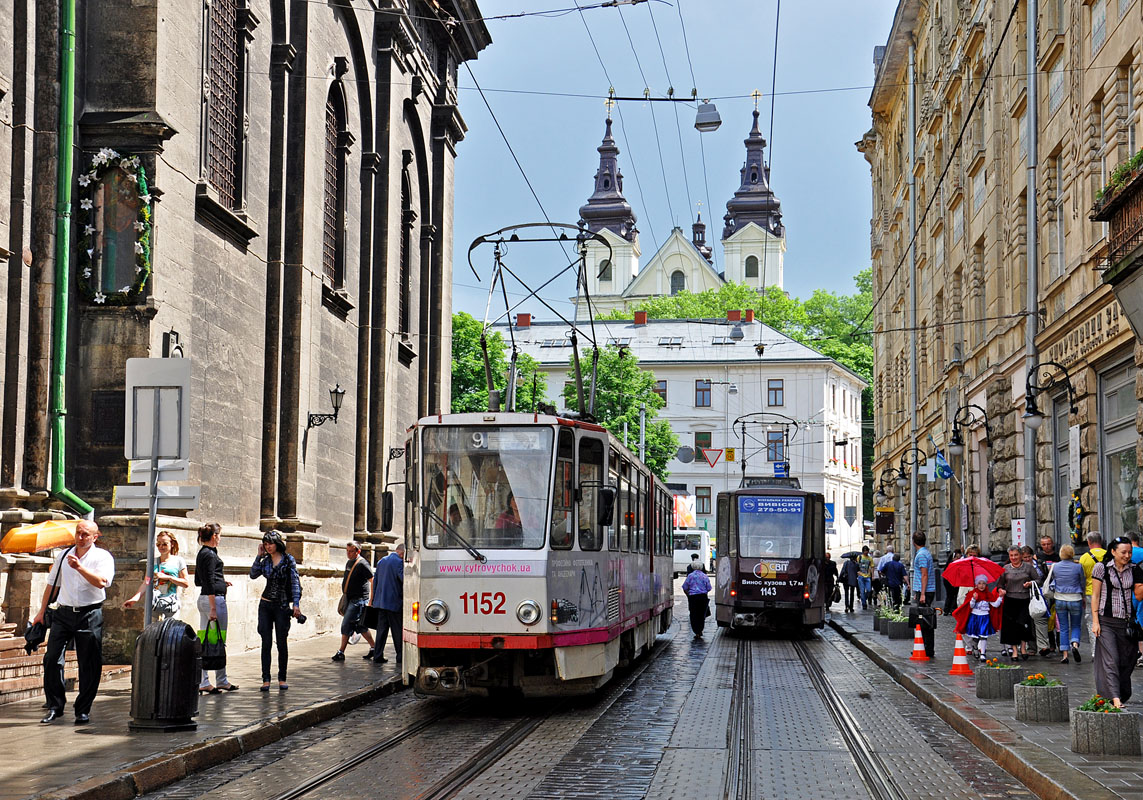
[713,480,827,632]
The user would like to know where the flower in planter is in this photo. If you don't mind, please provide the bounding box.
[1077,694,1122,713]
[1019,673,1061,687]
[983,658,1018,669]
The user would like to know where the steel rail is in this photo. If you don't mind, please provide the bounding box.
[793,640,908,800]
[723,638,753,800]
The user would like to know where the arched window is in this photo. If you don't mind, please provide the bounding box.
[670,270,685,295]
[598,259,612,282]
[745,255,759,279]
[202,0,256,210]
[322,87,349,289]
[399,167,414,337]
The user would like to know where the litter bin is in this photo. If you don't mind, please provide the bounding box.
[129,617,201,731]
[908,603,938,658]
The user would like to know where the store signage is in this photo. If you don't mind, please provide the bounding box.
[1046,303,1123,367]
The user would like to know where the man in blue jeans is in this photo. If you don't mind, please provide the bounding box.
[332,541,376,661]
[857,546,873,610]
[911,531,937,657]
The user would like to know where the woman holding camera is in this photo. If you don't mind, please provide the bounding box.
[249,530,303,691]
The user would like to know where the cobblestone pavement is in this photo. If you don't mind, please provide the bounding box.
[137,585,1035,800]
[832,602,1143,800]
[0,631,401,800]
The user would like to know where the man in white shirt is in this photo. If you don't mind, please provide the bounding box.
[33,520,115,724]
[877,545,895,574]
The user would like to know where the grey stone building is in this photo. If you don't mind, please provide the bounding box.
[0,1,489,659]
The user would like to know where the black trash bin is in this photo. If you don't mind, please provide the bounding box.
[129,618,201,732]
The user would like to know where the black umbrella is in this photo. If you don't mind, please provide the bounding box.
[839,551,861,560]
[24,621,47,654]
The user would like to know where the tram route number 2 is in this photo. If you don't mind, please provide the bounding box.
[459,591,507,615]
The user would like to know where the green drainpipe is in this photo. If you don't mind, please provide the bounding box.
[49,0,92,516]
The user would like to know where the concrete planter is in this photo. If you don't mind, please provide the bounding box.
[873,615,881,632]
[879,619,890,636]
[1015,683,1069,723]
[1070,710,1142,755]
[976,666,1022,700]
[887,620,911,640]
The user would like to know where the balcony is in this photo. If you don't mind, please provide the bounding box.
[1091,164,1143,340]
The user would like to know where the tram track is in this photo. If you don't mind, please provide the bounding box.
[793,639,909,800]
[723,637,754,800]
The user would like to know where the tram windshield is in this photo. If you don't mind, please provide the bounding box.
[422,426,553,549]
[737,495,804,559]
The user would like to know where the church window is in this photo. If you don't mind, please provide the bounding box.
[202,0,253,210]
[745,255,759,279]
[598,259,612,281]
[322,87,349,289]
[399,168,414,337]
[670,270,685,295]
[750,166,759,184]
[602,173,611,190]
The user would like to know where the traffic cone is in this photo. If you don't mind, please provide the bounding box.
[909,624,930,661]
[949,633,974,676]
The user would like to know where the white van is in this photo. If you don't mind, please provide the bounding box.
[672,529,711,577]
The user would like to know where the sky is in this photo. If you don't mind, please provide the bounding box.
[450,0,898,325]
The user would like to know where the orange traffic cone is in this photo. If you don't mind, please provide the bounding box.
[909,624,930,661]
[949,633,974,675]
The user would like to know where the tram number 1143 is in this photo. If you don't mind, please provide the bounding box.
[459,591,507,615]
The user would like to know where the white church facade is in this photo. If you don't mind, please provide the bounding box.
[575,109,788,317]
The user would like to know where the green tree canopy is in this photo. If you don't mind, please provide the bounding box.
[561,346,678,481]
[451,312,547,413]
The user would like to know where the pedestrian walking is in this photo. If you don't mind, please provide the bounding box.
[876,545,895,575]
[1091,537,1143,708]
[997,546,1037,661]
[857,546,873,610]
[1080,532,1108,656]
[870,550,884,606]
[839,554,860,613]
[823,552,839,610]
[686,553,704,574]
[1044,545,1085,664]
[35,520,115,724]
[1035,536,1061,654]
[1021,544,1048,656]
[195,522,237,693]
[911,532,936,607]
[682,564,711,638]
[332,541,376,661]
[249,530,302,690]
[883,552,906,609]
[370,543,405,664]
[123,530,188,620]
[942,548,964,616]
[951,575,1004,661]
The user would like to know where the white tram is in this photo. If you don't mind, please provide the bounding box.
[389,412,673,697]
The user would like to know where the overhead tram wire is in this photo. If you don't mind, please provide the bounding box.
[646,0,695,226]
[672,0,715,269]
[573,1,659,250]
[851,0,1020,339]
[369,0,665,25]
[616,2,676,228]
[765,0,780,170]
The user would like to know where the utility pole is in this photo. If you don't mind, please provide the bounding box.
[1024,0,1040,546]
[908,39,919,547]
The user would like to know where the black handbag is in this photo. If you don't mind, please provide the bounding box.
[41,545,75,631]
[831,584,842,604]
[200,618,226,671]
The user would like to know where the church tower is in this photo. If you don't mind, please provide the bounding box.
[722,109,785,290]
[578,116,640,305]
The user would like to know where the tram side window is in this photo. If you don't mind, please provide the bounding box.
[637,472,647,553]
[811,497,825,559]
[608,450,620,551]
[619,461,631,551]
[551,429,575,550]
[577,437,604,551]
[406,438,418,551]
[718,494,733,557]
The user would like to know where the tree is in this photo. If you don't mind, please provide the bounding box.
[451,312,547,413]
[560,345,678,481]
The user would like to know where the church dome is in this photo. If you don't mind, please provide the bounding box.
[723,109,784,239]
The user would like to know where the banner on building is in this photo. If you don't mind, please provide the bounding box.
[673,495,696,528]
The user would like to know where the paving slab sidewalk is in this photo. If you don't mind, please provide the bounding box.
[830,605,1143,800]
[0,633,405,800]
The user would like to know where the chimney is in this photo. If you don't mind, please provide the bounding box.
[634,310,647,326]
[745,309,755,323]
[516,312,531,328]
[727,309,742,322]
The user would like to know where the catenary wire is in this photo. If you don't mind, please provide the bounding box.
[646,0,695,226]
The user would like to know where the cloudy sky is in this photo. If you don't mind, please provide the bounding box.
[450,0,898,323]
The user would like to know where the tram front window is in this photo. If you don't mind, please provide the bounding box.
[422,427,553,549]
[737,495,804,559]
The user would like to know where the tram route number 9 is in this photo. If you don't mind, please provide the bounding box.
[459,591,506,615]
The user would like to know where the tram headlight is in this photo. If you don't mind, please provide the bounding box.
[516,599,542,626]
[424,599,449,625]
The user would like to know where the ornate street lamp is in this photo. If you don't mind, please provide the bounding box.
[307,383,346,430]
[949,404,991,457]
[896,446,926,488]
[1023,360,1077,431]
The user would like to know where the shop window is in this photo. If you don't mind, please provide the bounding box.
[1100,364,1139,539]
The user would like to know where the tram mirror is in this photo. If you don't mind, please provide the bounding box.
[380,491,394,531]
[597,487,616,526]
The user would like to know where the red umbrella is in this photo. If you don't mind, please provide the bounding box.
[942,556,1004,588]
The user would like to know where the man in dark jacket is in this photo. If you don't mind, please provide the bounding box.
[883,553,907,609]
[370,543,405,664]
[839,555,860,613]
[823,553,839,611]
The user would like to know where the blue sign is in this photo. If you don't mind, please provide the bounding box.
[739,496,804,515]
[774,461,789,477]
[823,502,835,522]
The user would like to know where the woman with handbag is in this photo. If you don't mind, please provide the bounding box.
[1044,545,1086,664]
[1090,536,1143,708]
[249,530,302,690]
[195,522,237,693]
[123,530,188,619]
[997,546,1038,661]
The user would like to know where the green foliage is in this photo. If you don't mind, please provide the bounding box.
[1078,694,1122,712]
[560,346,678,481]
[1098,147,1143,206]
[451,312,547,413]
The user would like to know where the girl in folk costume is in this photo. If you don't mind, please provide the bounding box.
[952,576,1005,662]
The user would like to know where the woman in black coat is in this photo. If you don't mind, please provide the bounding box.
[839,555,861,613]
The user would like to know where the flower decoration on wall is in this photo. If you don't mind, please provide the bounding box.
[75,149,152,306]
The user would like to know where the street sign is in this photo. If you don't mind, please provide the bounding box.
[725,447,735,462]
[127,458,190,483]
[824,503,835,523]
[676,446,695,464]
[1012,518,1026,548]
[125,358,191,461]
[774,461,789,477]
[701,448,723,467]
[112,484,200,511]
[844,506,857,526]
